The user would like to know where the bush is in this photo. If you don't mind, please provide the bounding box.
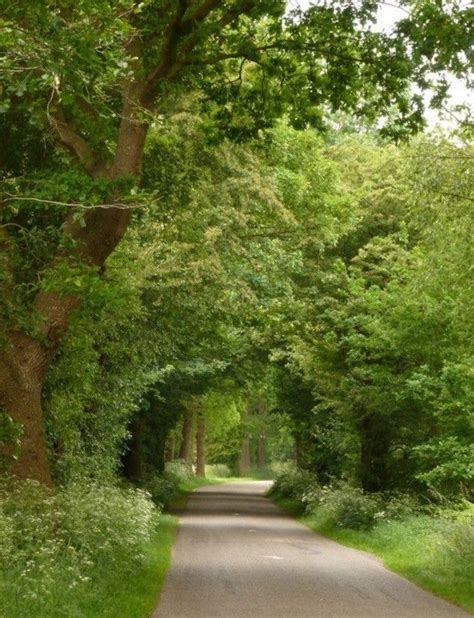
[272,465,429,531]
[271,464,319,502]
[144,459,202,509]
[58,482,157,560]
[321,486,382,530]
[144,475,177,509]
[206,463,231,478]
[0,480,158,601]
[0,504,13,560]
[415,437,474,499]
[302,483,330,513]
[377,493,422,522]
[165,460,193,485]
[443,513,474,566]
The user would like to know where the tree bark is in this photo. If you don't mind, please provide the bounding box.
[195,409,206,477]
[179,407,194,466]
[0,89,150,484]
[257,433,266,469]
[256,397,266,469]
[0,4,232,484]
[0,334,52,485]
[165,433,176,463]
[239,436,251,476]
[294,433,304,468]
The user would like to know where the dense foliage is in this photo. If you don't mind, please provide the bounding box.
[0,1,472,614]
[268,135,473,498]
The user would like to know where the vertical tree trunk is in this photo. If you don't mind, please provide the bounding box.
[195,410,206,477]
[0,336,52,485]
[239,436,251,476]
[257,433,266,469]
[165,433,176,463]
[154,432,167,475]
[4,382,51,485]
[179,407,194,466]
[360,414,390,492]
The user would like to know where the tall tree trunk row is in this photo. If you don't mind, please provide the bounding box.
[195,409,206,477]
[179,406,195,466]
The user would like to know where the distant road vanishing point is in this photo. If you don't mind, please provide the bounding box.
[153,481,469,618]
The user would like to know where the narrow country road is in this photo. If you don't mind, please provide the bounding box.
[153,481,468,618]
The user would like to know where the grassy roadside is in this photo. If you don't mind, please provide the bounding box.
[71,475,231,617]
[74,475,230,617]
[270,493,474,614]
[101,475,229,618]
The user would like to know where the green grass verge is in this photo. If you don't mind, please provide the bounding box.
[76,512,179,618]
[270,493,474,615]
[96,475,229,617]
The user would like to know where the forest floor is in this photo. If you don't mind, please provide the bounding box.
[152,480,468,617]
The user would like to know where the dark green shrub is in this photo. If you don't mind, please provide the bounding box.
[144,476,177,509]
[378,493,422,521]
[271,464,319,502]
[320,485,382,530]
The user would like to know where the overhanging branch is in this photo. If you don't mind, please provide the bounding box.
[49,108,99,175]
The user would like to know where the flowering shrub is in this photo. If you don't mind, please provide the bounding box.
[302,483,330,513]
[0,504,13,561]
[165,459,193,485]
[0,480,158,601]
[58,482,157,559]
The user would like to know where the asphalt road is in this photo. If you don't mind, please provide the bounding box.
[153,481,469,618]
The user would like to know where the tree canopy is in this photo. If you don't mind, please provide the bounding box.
[0,0,472,495]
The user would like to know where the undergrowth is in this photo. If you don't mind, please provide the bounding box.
[0,471,221,618]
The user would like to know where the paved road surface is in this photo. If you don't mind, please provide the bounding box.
[153,481,469,618]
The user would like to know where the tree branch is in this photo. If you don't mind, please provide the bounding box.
[146,0,225,87]
[49,108,99,175]
[183,0,222,23]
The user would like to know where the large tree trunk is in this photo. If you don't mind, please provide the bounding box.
[0,335,52,485]
[179,407,195,466]
[195,410,206,477]
[0,89,149,484]
[256,397,266,470]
